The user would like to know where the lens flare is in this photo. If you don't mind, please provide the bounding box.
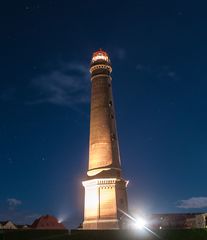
[135,217,146,229]
[118,208,161,239]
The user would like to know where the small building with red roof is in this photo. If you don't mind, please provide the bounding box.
[31,215,65,229]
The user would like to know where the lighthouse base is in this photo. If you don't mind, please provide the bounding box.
[82,178,128,229]
[83,219,119,229]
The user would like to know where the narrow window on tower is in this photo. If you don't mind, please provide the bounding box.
[111,133,116,141]
[109,100,112,107]
[108,83,111,87]
[110,114,114,119]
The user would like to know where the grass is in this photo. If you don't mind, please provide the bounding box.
[0,229,207,240]
[0,229,70,240]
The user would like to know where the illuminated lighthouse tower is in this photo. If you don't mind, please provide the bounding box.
[82,50,128,229]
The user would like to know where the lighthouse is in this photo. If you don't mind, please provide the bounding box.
[82,50,128,229]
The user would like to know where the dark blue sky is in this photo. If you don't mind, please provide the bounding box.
[0,0,207,228]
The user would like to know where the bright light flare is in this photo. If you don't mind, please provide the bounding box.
[135,217,146,230]
[118,208,161,239]
[57,218,63,223]
[57,214,68,223]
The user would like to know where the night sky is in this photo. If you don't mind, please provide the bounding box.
[1,0,207,228]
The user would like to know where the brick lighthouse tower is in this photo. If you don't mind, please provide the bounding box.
[82,50,128,229]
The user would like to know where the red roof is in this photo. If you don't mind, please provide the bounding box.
[31,215,65,229]
[92,49,108,57]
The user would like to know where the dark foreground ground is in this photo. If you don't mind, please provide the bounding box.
[1,229,207,240]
